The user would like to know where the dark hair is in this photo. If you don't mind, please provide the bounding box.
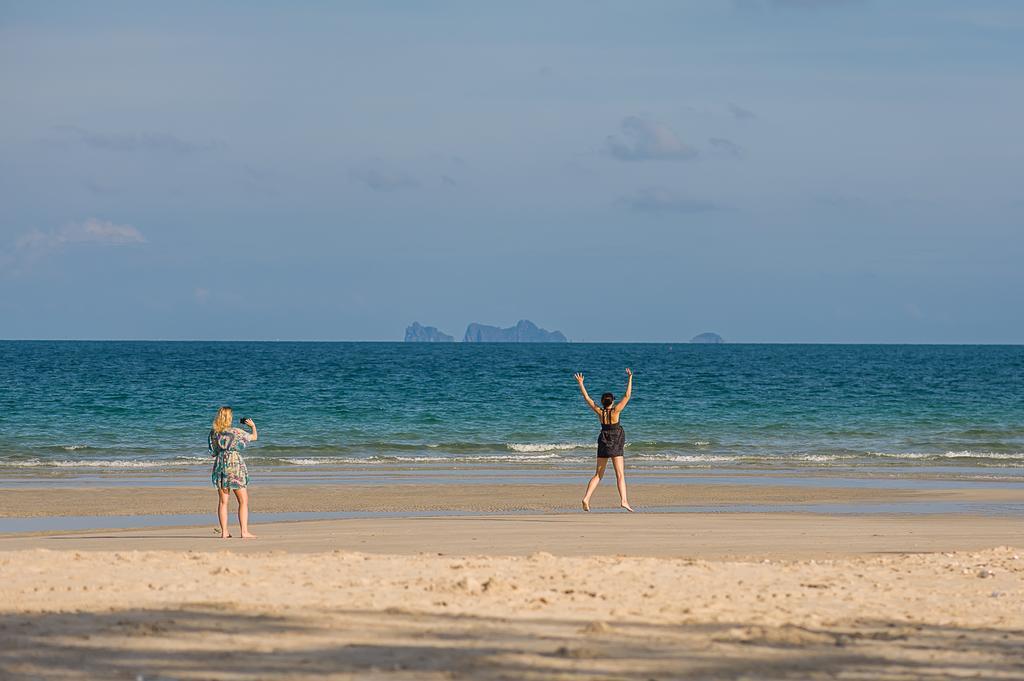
[600,392,614,407]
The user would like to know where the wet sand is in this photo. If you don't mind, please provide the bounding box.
[2,480,1022,518]
[0,511,1022,558]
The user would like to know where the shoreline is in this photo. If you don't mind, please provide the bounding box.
[2,463,1022,490]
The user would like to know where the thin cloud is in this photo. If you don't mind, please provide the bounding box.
[771,0,861,8]
[617,187,720,215]
[17,219,145,251]
[815,195,870,209]
[351,163,419,192]
[735,0,861,9]
[83,178,117,195]
[606,116,698,162]
[48,125,219,154]
[3,219,145,275]
[728,103,757,120]
[709,137,746,159]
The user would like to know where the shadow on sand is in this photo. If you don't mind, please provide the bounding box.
[1,605,1022,680]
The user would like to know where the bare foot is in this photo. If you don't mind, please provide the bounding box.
[220,533,232,539]
[620,503,635,512]
[582,500,591,512]
[240,532,257,539]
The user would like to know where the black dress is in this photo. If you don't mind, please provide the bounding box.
[597,407,625,458]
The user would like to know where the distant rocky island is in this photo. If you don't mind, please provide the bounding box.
[404,319,567,342]
[404,322,454,342]
[690,332,724,344]
[464,320,567,343]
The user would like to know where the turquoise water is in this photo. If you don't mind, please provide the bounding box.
[1,341,1023,477]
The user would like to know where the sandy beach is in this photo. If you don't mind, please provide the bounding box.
[2,534,1022,680]
[7,0,1024,676]
[2,480,1024,680]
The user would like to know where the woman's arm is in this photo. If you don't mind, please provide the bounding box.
[574,373,601,414]
[241,418,258,442]
[615,368,633,413]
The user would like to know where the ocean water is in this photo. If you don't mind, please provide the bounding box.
[1,341,1023,478]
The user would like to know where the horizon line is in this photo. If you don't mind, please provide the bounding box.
[1,338,1022,346]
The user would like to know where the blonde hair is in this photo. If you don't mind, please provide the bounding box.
[212,406,233,433]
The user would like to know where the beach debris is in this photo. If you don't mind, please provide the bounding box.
[580,621,612,634]
[722,625,840,648]
[977,569,996,579]
[554,645,600,658]
[454,576,482,593]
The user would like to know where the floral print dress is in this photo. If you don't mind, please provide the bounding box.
[209,427,251,489]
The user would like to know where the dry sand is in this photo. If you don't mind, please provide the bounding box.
[1,542,1022,680]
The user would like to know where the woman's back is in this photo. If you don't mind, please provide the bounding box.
[599,406,621,426]
[209,427,250,455]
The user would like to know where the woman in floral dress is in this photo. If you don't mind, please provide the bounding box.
[209,406,258,538]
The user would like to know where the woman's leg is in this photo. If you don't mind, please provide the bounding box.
[582,458,608,511]
[234,488,256,538]
[217,488,231,538]
[612,456,634,512]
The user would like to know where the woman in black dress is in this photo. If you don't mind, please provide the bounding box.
[574,368,634,512]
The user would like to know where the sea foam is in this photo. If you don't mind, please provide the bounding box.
[506,442,589,453]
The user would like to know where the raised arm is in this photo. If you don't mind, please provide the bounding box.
[614,368,633,413]
[574,373,601,415]
[241,417,258,442]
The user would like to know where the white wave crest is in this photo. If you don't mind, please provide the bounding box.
[371,453,568,462]
[867,451,1024,461]
[7,458,205,469]
[793,454,857,463]
[506,442,589,453]
[61,445,89,451]
[366,455,450,463]
[275,457,340,465]
[472,453,565,462]
[663,455,735,463]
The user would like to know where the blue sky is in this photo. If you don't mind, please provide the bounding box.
[1,0,1021,342]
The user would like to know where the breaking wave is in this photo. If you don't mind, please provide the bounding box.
[506,442,590,453]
